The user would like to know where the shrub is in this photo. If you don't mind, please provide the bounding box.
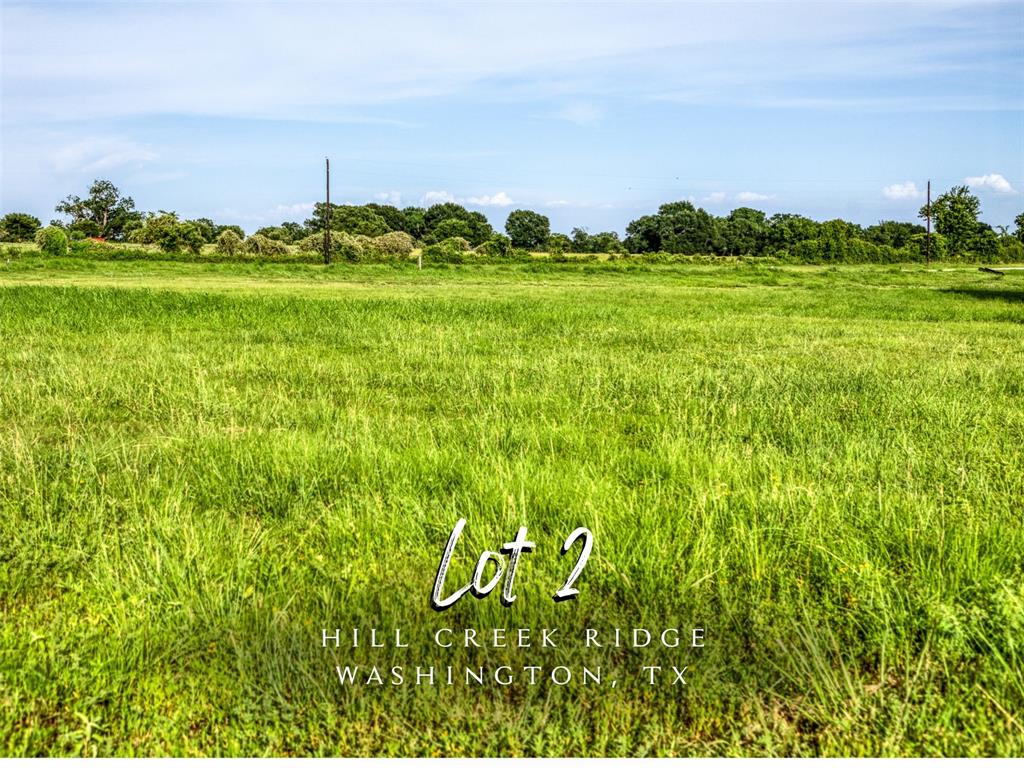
[34,226,69,257]
[215,229,243,256]
[475,234,513,258]
[422,236,471,263]
[244,234,290,257]
[903,233,947,263]
[372,231,414,259]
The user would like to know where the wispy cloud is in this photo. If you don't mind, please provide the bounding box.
[422,190,456,205]
[736,191,774,203]
[882,181,921,200]
[464,192,513,207]
[965,173,1017,194]
[51,137,158,173]
[552,101,604,126]
[375,191,403,205]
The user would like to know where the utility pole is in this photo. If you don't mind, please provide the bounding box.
[925,179,931,265]
[323,157,331,266]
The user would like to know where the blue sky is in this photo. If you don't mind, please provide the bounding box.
[2,1,1022,235]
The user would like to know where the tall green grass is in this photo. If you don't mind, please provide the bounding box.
[0,260,1021,755]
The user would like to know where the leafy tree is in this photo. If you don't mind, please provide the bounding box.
[545,233,573,253]
[429,218,474,242]
[762,213,821,254]
[623,215,664,253]
[0,212,41,241]
[304,203,388,237]
[476,234,513,258]
[128,212,204,254]
[401,207,427,239]
[863,220,925,249]
[214,224,245,240]
[34,225,68,257]
[624,201,719,254]
[191,217,217,244]
[920,185,980,258]
[279,221,307,241]
[1013,212,1024,244]
[423,203,492,245]
[717,207,767,255]
[505,209,550,249]
[55,179,138,240]
[365,204,407,234]
[255,226,292,242]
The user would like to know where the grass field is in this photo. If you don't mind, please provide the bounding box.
[0,257,1022,756]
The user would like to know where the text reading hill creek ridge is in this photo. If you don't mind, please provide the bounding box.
[321,626,707,649]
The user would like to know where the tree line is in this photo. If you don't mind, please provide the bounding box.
[3,178,1023,263]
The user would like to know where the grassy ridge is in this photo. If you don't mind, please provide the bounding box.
[0,259,1022,756]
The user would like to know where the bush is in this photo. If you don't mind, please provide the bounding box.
[215,229,243,256]
[34,226,68,257]
[373,231,414,259]
[422,236,471,263]
[243,234,291,257]
[475,234,513,258]
[903,233,947,263]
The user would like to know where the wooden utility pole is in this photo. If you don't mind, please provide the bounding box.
[925,179,931,265]
[323,157,331,265]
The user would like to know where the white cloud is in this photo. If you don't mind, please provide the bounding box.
[51,137,158,173]
[546,199,571,207]
[964,173,1017,194]
[465,191,513,207]
[703,192,727,204]
[882,181,921,200]
[736,191,774,203]
[270,202,315,217]
[553,101,604,126]
[374,191,402,205]
[422,190,456,205]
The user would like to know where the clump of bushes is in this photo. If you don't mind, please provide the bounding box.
[34,225,69,257]
[373,231,415,259]
[243,234,290,257]
[127,213,205,254]
[215,229,243,256]
[422,236,471,263]
[475,234,513,258]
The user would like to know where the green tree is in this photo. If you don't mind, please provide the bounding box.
[0,212,42,242]
[214,224,245,240]
[55,179,138,240]
[129,212,204,254]
[762,214,821,254]
[423,203,492,245]
[504,209,550,249]
[192,217,217,243]
[863,220,925,249]
[365,204,407,234]
[624,201,719,254]
[401,207,427,239]
[717,207,767,255]
[430,218,474,242]
[304,204,388,237]
[1013,212,1024,244]
[920,185,980,258]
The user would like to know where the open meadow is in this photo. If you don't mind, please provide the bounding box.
[0,257,1022,756]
